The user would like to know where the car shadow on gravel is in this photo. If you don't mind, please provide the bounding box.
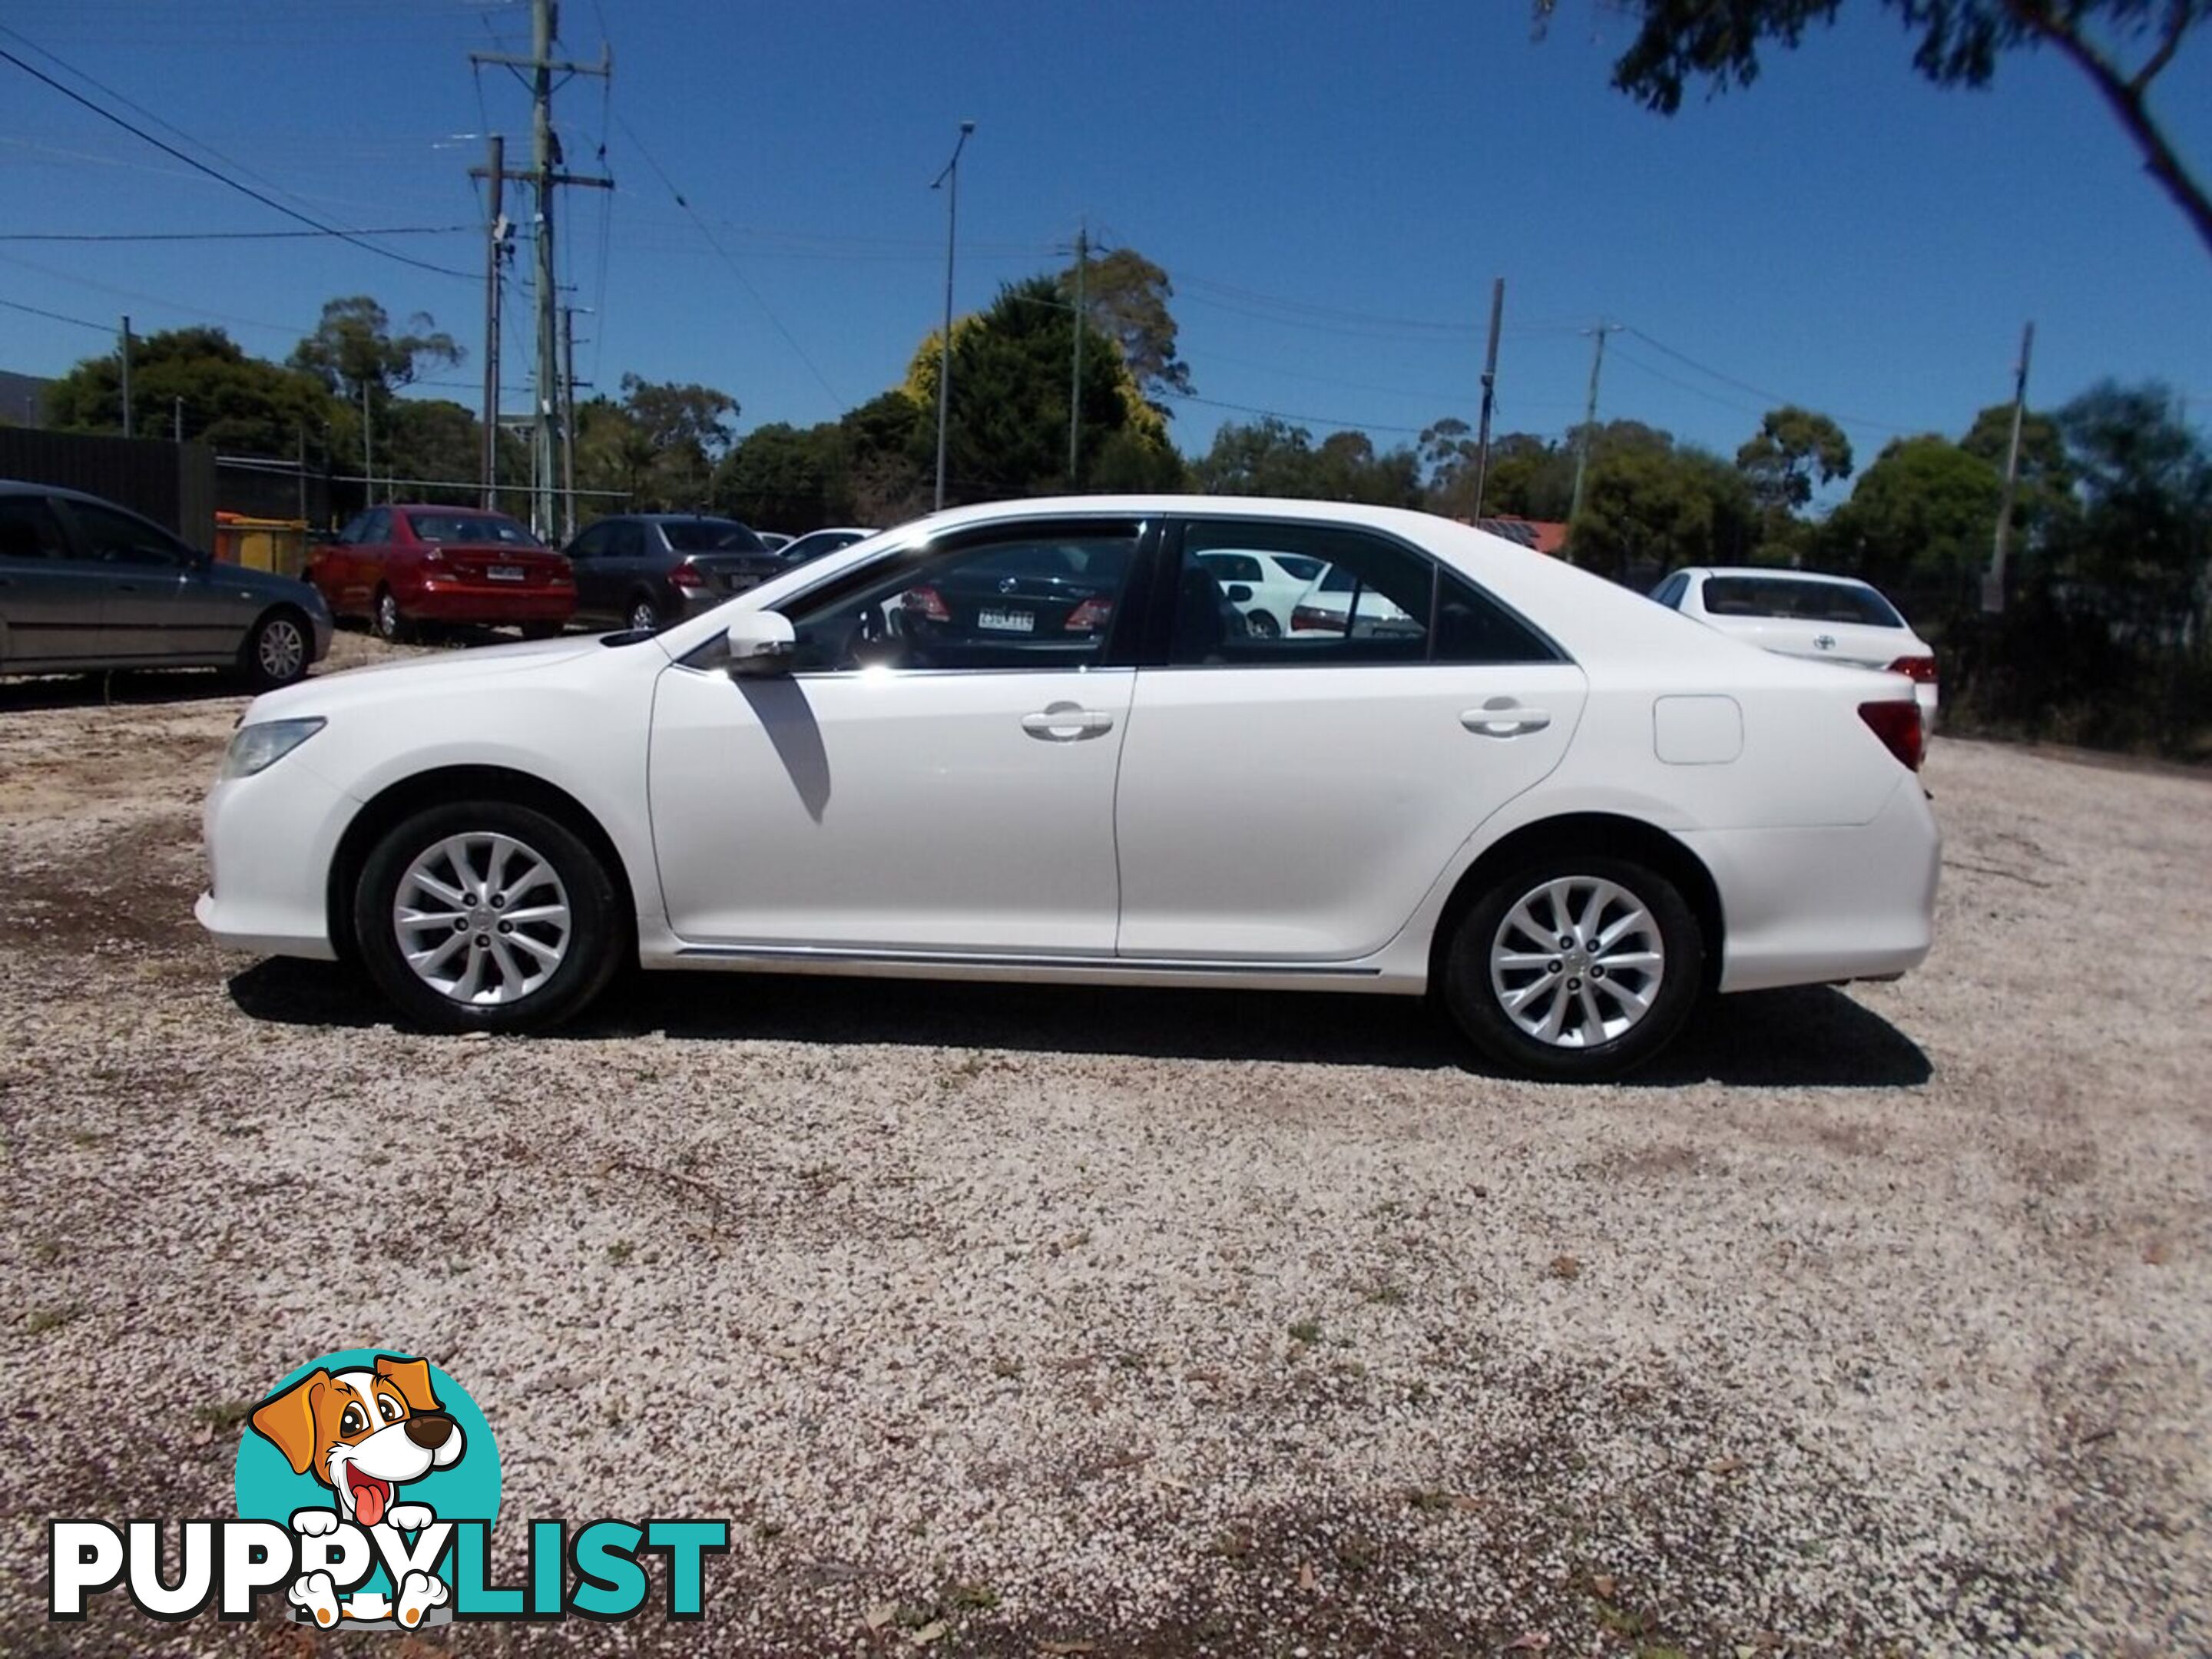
[0,668,250,710]
[226,962,1930,1087]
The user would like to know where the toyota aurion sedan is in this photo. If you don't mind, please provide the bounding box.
[1653,566,1939,732]
[199,498,1939,1081]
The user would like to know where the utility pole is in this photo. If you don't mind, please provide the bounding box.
[1068,219,1087,488]
[361,378,373,505]
[1471,276,1505,519]
[172,396,183,444]
[560,305,580,538]
[1566,322,1621,555]
[931,120,975,512]
[478,134,505,509]
[1982,320,2035,615]
[296,423,308,523]
[472,0,611,538]
[119,316,133,438]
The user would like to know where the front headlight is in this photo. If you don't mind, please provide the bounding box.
[221,717,326,780]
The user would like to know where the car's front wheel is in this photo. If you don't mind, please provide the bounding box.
[240,607,312,690]
[1245,610,1282,639]
[353,800,624,1033]
[1440,855,1703,1082]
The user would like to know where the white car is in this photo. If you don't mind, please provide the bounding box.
[1194,548,1325,637]
[1653,567,1939,731]
[198,498,1939,1081]
[1290,563,1422,639]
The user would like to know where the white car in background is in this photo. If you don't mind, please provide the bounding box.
[1653,567,1939,731]
[1195,548,1325,637]
[198,498,1938,1082]
[1290,563,1421,639]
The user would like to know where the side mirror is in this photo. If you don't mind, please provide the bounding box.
[1224,583,1253,603]
[724,610,796,676]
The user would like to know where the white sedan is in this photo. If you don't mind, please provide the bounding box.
[198,498,1939,1081]
[1652,566,1939,731]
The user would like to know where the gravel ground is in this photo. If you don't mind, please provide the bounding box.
[2,637,2206,1657]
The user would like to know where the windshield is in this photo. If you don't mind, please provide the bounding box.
[407,512,542,548]
[1703,576,1903,628]
[662,520,767,554]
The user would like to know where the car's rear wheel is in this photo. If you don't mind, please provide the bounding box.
[372,587,411,644]
[626,594,661,633]
[519,622,565,641]
[240,607,312,690]
[353,800,624,1033]
[1244,610,1281,639]
[1441,855,1703,1082]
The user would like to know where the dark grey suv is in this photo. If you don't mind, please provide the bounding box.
[0,481,333,688]
[562,514,786,633]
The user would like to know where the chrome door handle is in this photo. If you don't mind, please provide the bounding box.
[1021,702,1114,742]
[1461,705,1551,737]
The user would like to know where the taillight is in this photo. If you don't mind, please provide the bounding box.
[1886,654,1938,684]
[1858,699,1924,772]
[905,585,950,622]
[1290,604,1339,633]
[668,563,704,588]
[1064,595,1113,632]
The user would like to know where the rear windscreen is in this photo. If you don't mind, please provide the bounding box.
[1702,577,1902,627]
[663,521,767,553]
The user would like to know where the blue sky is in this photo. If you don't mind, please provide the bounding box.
[1,0,2207,490]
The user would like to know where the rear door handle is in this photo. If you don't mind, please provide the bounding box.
[1461,704,1551,737]
[1021,702,1115,742]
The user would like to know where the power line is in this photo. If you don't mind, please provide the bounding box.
[1618,324,1910,435]
[611,110,842,406]
[0,35,474,281]
[0,224,473,243]
[1161,390,1429,437]
[0,293,110,332]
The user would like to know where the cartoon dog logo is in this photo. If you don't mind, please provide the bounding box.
[249,1354,465,1628]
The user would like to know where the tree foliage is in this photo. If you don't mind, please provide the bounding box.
[1737,405,1853,512]
[47,326,332,454]
[1058,246,1194,406]
[1538,0,2212,255]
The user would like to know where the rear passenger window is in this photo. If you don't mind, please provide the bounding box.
[0,496,68,562]
[1168,520,1560,667]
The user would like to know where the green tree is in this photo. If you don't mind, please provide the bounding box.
[1539,1,2212,256]
[906,275,1168,502]
[1962,401,2078,550]
[1571,442,1753,578]
[2047,379,2212,636]
[713,422,839,529]
[1822,433,2002,597]
[45,326,335,454]
[1194,417,1419,503]
[289,296,461,400]
[1736,405,1853,513]
[1058,246,1194,406]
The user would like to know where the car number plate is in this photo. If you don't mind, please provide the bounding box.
[977,608,1034,633]
[488,564,525,581]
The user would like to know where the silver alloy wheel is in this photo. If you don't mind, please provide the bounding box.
[257,616,306,681]
[392,832,571,1006]
[1247,611,1281,638]
[1489,875,1665,1049]
[628,598,659,632]
[375,591,401,640]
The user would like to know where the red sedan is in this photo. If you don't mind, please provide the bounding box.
[309,505,575,641]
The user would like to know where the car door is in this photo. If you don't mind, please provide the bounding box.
[51,497,231,661]
[647,516,1148,953]
[1114,517,1588,961]
[0,492,111,667]
[564,520,614,621]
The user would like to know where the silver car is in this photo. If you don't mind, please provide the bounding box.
[0,480,332,689]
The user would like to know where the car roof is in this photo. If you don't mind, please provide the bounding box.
[379,503,514,516]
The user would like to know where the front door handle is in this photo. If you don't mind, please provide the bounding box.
[1461,703,1551,738]
[1021,702,1115,742]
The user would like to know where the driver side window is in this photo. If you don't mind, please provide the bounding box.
[783,524,1141,673]
[68,502,191,567]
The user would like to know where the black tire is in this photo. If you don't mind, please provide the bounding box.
[353,799,624,1034]
[1439,854,1704,1082]
[625,594,661,633]
[239,606,313,690]
[372,587,411,644]
[518,622,565,641]
[1246,610,1282,639]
